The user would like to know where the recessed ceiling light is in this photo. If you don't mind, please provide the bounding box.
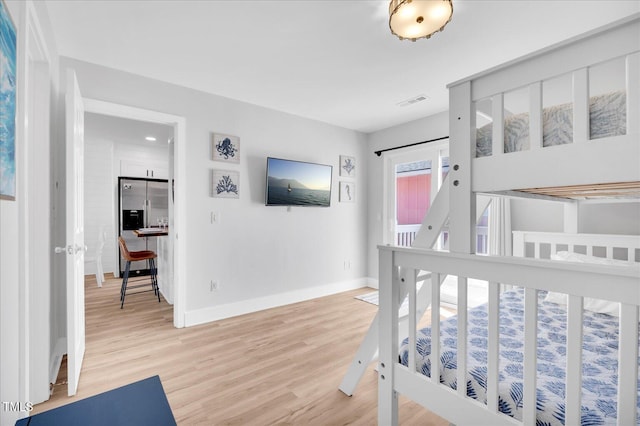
[145,136,157,142]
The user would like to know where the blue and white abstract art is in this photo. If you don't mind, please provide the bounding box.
[0,0,16,200]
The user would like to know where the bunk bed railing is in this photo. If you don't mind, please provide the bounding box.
[447,16,640,195]
[513,231,640,262]
[378,245,640,426]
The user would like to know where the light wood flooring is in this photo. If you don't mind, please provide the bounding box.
[34,274,448,425]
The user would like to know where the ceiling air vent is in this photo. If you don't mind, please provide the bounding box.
[396,94,430,107]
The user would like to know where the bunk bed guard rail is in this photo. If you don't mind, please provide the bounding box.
[378,245,640,426]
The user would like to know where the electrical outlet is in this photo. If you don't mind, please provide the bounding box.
[210,280,219,291]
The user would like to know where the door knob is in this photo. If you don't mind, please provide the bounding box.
[54,245,72,254]
[54,245,85,254]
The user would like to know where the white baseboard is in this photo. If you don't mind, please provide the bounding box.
[184,278,369,327]
[48,338,66,386]
[159,287,173,305]
[365,277,378,289]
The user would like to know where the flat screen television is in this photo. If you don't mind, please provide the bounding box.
[265,157,333,207]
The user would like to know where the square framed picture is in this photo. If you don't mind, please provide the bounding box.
[339,155,355,177]
[212,170,239,199]
[339,181,355,203]
[212,133,240,163]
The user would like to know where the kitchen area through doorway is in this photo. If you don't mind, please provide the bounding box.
[83,112,175,307]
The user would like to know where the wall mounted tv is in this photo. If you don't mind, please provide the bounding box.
[265,157,333,207]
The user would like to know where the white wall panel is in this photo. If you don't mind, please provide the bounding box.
[62,57,368,320]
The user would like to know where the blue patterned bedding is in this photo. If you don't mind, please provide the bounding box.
[399,288,640,425]
[476,90,627,157]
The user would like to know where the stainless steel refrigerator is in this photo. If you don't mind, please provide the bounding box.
[118,177,169,276]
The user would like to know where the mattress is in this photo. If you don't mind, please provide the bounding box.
[476,90,627,157]
[399,288,639,425]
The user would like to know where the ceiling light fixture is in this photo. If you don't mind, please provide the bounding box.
[145,136,157,142]
[389,0,453,42]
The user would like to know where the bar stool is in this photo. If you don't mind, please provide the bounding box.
[118,236,160,308]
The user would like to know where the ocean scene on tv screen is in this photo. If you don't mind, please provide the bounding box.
[267,158,332,206]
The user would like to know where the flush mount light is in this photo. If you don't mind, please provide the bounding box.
[389,0,453,42]
[145,136,157,142]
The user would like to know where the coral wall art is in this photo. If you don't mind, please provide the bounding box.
[339,155,355,177]
[212,170,239,199]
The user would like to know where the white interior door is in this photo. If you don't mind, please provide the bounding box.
[65,69,86,396]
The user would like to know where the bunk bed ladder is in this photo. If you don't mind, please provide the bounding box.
[338,176,451,396]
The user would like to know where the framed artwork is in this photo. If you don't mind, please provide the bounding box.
[212,133,240,163]
[339,155,355,177]
[0,0,16,201]
[339,181,355,203]
[212,170,239,199]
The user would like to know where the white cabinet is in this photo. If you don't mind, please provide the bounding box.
[120,159,168,179]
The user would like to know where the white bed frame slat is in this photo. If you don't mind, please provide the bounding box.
[565,295,584,426]
[522,288,538,426]
[627,52,640,136]
[492,93,504,156]
[456,277,468,398]
[529,82,542,150]
[617,303,639,426]
[378,249,399,426]
[572,68,589,144]
[487,281,500,413]
[472,135,639,193]
[430,273,441,384]
[408,269,417,374]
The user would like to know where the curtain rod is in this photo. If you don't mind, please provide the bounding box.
[374,135,449,157]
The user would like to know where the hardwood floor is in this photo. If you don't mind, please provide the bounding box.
[34,275,448,425]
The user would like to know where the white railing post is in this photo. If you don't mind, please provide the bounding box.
[573,68,589,143]
[530,82,543,150]
[617,303,639,426]
[378,248,399,426]
[565,295,584,425]
[627,52,640,136]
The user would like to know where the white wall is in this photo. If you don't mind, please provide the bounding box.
[579,202,640,235]
[59,57,369,326]
[510,198,564,233]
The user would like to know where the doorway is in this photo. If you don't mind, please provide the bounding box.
[383,141,449,248]
[83,99,186,328]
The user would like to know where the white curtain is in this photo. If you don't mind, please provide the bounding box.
[488,196,512,256]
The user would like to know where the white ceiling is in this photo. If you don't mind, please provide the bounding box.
[45,1,639,134]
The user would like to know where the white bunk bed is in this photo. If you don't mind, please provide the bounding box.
[376,15,640,426]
